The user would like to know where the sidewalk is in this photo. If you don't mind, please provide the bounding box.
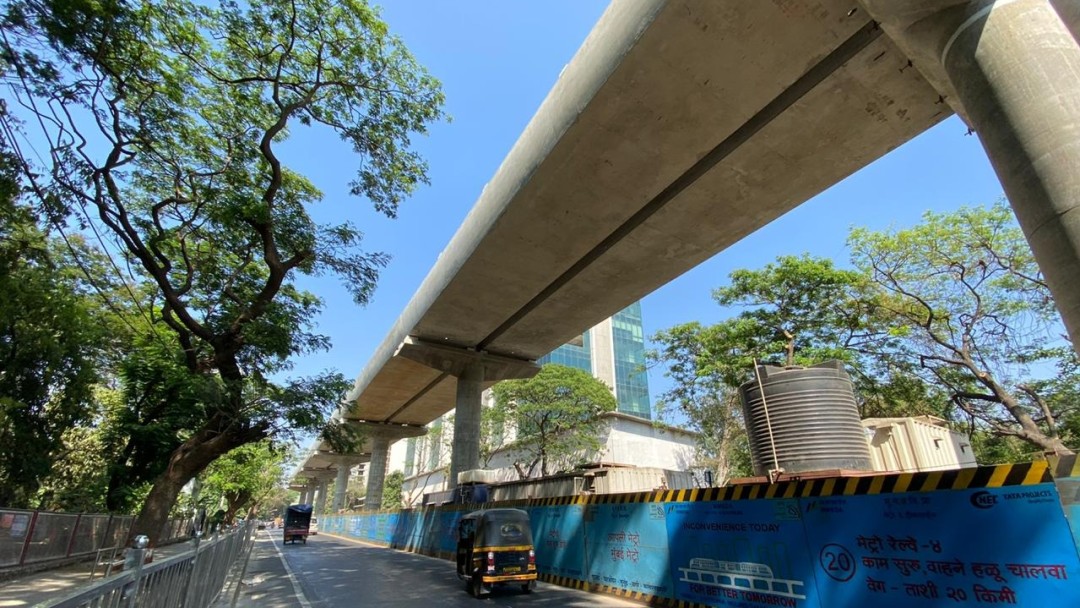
[214,532,306,608]
[0,539,196,607]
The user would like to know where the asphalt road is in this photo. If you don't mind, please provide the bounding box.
[275,533,642,608]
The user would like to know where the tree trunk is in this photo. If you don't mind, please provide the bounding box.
[105,440,139,512]
[127,420,265,546]
[960,354,1076,456]
[225,490,251,524]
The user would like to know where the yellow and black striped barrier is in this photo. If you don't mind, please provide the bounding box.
[1049,453,1080,479]
[522,461,1051,507]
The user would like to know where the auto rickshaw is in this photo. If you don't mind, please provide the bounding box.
[456,508,537,598]
[283,504,312,544]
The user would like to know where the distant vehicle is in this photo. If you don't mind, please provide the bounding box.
[310,518,319,535]
[456,508,537,598]
[283,504,312,545]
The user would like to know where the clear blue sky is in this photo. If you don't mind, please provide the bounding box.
[282,1,1007,417]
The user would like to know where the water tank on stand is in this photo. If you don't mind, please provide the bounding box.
[738,360,872,476]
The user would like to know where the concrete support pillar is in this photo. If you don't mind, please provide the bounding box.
[947,1,1080,350]
[299,486,311,505]
[365,435,391,511]
[333,465,351,513]
[449,362,484,491]
[862,0,1080,352]
[314,478,329,515]
[392,338,538,493]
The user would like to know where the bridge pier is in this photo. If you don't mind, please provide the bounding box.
[861,0,1080,350]
[348,423,426,510]
[450,362,484,492]
[313,472,333,515]
[332,457,364,512]
[394,337,540,490]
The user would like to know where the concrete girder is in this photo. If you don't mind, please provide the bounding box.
[861,0,1080,357]
[340,0,951,433]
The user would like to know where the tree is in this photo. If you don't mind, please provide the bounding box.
[648,256,882,482]
[714,255,880,369]
[651,204,1077,467]
[199,440,288,524]
[1,0,444,541]
[647,323,752,484]
[381,470,404,511]
[0,148,104,507]
[478,405,507,469]
[34,419,112,512]
[849,203,1075,455]
[491,364,616,479]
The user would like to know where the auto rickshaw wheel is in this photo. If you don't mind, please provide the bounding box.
[470,575,486,598]
[520,582,532,593]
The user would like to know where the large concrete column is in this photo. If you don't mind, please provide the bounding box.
[861,1,1080,350]
[449,362,483,491]
[333,465,351,513]
[364,435,391,511]
[314,477,330,515]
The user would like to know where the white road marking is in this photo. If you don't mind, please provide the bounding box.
[268,532,314,608]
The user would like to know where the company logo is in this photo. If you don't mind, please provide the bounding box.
[970,491,997,509]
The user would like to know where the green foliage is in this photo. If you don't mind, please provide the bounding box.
[478,404,508,468]
[849,203,1074,454]
[381,470,404,511]
[648,256,878,481]
[1,0,444,537]
[199,440,288,523]
[651,203,1077,469]
[0,149,104,507]
[491,364,617,478]
[102,332,225,511]
[34,422,112,512]
[714,255,878,370]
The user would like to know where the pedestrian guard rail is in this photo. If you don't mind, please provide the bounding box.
[34,522,255,608]
[0,509,191,572]
[321,460,1080,608]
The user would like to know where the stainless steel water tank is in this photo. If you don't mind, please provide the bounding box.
[737,360,872,476]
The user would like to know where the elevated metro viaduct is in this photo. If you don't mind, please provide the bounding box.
[300,0,1080,508]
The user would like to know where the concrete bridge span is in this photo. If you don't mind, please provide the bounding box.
[303,1,1080,505]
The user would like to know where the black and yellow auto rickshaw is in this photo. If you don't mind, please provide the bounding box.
[283,504,312,545]
[456,508,537,597]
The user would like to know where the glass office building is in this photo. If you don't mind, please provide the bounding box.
[538,301,651,420]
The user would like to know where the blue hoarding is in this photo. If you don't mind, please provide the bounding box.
[666,498,815,608]
[530,504,587,578]
[584,502,672,597]
[318,474,1080,608]
[801,483,1080,607]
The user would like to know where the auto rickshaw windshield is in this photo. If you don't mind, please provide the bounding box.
[475,509,533,547]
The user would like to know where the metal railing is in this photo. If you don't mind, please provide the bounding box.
[0,509,192,572]
[36,522,256,608]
